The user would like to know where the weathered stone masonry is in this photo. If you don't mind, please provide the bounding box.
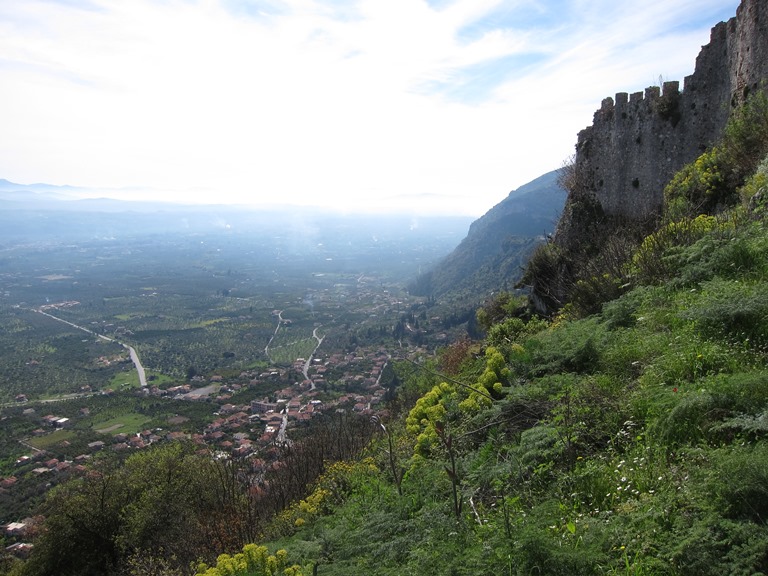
[569,0,768,221]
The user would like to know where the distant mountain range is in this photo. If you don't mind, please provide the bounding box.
[1,173,565,300]
[409,169,567,301]
[0,179,476,272]
[0,179,206,212]
[0,178,81,196]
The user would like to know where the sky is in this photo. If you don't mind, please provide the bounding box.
[0,0,741,216]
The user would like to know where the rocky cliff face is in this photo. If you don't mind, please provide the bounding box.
[568,0,768,221]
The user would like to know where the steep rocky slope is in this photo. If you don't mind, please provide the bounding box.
[410,169,566,301]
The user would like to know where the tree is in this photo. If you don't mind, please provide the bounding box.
[21,443,249,576]
[23,465,126,576]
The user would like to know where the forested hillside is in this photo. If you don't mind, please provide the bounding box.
[410,169,566,303]
[230,91,767,576]
[5,86,767,576]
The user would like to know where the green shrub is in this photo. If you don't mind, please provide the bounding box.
[569,272,625,317]
[195,544,303,576]
[715,411,768,438]
[521,242,565,313]
[487,316,548,349]
[599,307,674,381]
[638,328,736,388]
[523,317,606,376]
[671,232,764,287]
[515,425,563,484]
[405,382,456,456]
[652,372,768,446]
[664,148,730,219]
[570,456,615,511]
[267,459,381,538]
[631,215,725,284]
[682,278,768,346]
[669,513,768,576]
[509,500,610,576]
[707,371,768,414]
[601,287,653,330]
[654,392,726,445]
[739,153,768,207]
[710,444,768,523]
[476,292,527,332]
[722,89,768,182]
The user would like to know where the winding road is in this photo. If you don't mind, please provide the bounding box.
[264,313,324,444]
[302,326,325,386]
[265,311,324,385]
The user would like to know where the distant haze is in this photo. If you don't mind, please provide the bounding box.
[0,0,739,216]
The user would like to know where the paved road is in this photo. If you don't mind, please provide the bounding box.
[302,326,325,388]
[33,308,148,387]
[126,344,147,387]
[264,310,283,358]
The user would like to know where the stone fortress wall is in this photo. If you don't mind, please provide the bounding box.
[570,0,768,219]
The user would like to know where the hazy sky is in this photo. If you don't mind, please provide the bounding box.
[0,0,740,215]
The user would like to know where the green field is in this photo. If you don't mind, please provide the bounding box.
[92,413,151,435]
[108,368,141,390]
[267,338,319,365]
[26,429,76,451]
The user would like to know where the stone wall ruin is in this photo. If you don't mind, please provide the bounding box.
[568,0,768,221]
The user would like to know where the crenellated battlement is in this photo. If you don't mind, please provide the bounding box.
[610,82,680,110]
[562,0,768,221]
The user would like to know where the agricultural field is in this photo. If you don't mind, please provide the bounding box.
[0,222,447,400]
[0,208,472,522]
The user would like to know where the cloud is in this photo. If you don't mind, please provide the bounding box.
[0,0,741,215]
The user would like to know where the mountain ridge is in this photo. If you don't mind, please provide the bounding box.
[410,169,566,301]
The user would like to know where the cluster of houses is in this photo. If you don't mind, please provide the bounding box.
[128,346,392,459]
[2,517,39,558]
[188,347,391,457]
[2,454,85,558]
[9,451,86,479]
[12,344,391,459]
[0,345,394,560]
